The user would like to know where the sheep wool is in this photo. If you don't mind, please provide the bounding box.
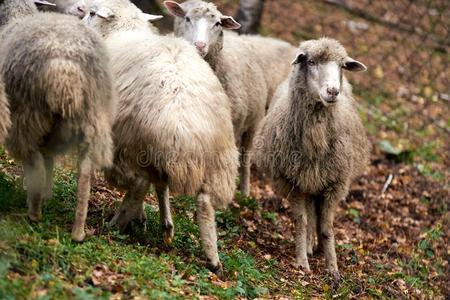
[0,0,116,242]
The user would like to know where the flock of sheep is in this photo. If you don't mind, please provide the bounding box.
[0,0,370,278]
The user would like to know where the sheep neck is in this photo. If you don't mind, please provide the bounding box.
[204,32,224,71]
[288,83,338,160]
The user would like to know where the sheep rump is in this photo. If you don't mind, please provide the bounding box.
[0,13,115,168]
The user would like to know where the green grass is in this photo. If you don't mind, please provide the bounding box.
[0,149,446,298]
[0,169,277,299]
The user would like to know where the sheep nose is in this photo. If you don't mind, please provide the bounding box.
[327,87,339,97]
[194,41,206,50]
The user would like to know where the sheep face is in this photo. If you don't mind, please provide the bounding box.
[58,0,91,18]
[165,0,240,57]
[82,0,162,36]
[292,38,366,106]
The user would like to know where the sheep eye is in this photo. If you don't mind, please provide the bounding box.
[215,22,221,27]
[308,60,316,66]
[89,11,96,17]
[185,16,191,22]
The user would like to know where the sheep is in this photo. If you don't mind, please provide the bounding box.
[165,0,269,197]
[0,0,116,242]
[254,38,370,277]
[238,34,298,109]
[0,78,10,143]
[83,0,238,275]
[37,0,92,18]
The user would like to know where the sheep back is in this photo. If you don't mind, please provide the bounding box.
[0,78,10,143]
[0,13,116,168]
[239,34,297,107]
[105,32,238,208]
[212,33,268,140]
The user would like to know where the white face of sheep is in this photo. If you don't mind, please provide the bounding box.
[60,0,92,18]
[164,1,241,57]
[292,53,367,105]
[82,0,163,34]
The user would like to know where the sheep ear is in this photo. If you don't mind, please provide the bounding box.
[34,0,56,7]
[343,57,367,72]
[220,16,241,30]
[96,7,114,20]
[164,1,186,18]
[291,52,306,65]
[142,13,164,22]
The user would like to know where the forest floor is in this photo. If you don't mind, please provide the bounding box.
[0,0,449,299]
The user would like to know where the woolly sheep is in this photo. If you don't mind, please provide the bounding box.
[165,0,269,197]
[0,0,116,242]
[0,77,10,143]
[255,38,370,276]
[83,0,238,275]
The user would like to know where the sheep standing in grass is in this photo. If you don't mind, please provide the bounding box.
[165,0,268,197]
[0,0,116,242]
[83,0,238,274]
[255,38,370,276]
[0,78,10,143]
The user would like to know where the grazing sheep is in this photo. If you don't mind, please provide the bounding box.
[83,0,238,274]
[165,0,269,197]
[38,0,92,18]
[0,0,116,242]
[255,38,370,276]
[0,78,10,143]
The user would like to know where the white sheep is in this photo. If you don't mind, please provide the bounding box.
[165,0,270,197]
[255,38,370,277]
[0,0,116,242]
[83,0,239,275]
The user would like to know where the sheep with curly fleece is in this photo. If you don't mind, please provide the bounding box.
[255,38,370,277]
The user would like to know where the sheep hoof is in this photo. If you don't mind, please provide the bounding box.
[294,261,311,273]
[207,262,224,280]
[27,210,42,222]
[71,227,86,242]
[162,221,174,246]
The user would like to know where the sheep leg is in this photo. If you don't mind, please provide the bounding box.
[291,194,310,272]
[23,152,46,222]
[318,191,342,276]
[238,130,254,197]
[43,154,54,201]
[109,178,149,232]
[155,181,174,246]
[196,192,222,277]
[306,199,316,256]
[71,154,92,242]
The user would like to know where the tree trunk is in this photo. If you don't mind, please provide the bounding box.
[235,0,265,35]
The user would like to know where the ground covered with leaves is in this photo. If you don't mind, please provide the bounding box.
[1,0,449,299]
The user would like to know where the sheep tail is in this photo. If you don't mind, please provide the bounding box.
[43,59,86,118]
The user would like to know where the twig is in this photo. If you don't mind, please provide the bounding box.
[381,173,394,195]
